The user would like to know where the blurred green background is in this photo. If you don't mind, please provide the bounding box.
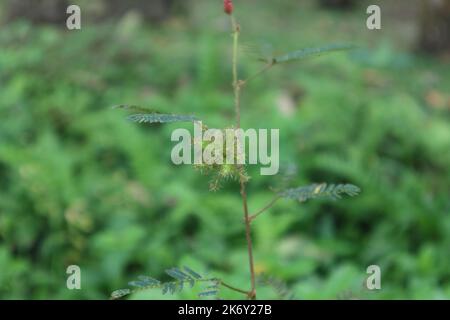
[0,0,449,299]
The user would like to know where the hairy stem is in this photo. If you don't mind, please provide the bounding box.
[231,15,256,300]
[240,180,256,299]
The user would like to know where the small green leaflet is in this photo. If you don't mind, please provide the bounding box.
[198,290,219,297]
[162,283,169,295]
[162,282,177,295]
[137,275,161,285]
[128,275,160,288]
[272,44,356,64]
[182,266,202,280]
[165,268,189,281]
[165,267,198,288]
[110,289,131,299]
[198,279,220,299]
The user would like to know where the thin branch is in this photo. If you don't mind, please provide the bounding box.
[248,195,282,223]
[220,280,249,296]
[242,62,274,85]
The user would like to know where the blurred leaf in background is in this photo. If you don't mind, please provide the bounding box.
[0,0,449,299]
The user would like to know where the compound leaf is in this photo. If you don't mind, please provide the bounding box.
[112,266,209,299]
[165,267,189,281]
[280,183,361,203]
[273,44,356,64]
[127,113,199,124]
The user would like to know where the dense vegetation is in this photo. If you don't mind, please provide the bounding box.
[0,0,449,299]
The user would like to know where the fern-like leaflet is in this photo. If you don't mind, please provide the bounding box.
[242,43,355,65]
[127,113,199,124]
[271,44,356,64]
[280,183,361,202]
[198,279,221,299]
[113,104,199,124]
[111,266,220,299]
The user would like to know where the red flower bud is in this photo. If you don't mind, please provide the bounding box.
[224,0,233,15]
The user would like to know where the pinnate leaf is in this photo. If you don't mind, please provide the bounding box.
[273,44,356,64]
[280,183,361,202]
[127,113,198,124]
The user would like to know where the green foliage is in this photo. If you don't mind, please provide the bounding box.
[280,183,361,202]
[0,0,449,300]
[115,3,358,300]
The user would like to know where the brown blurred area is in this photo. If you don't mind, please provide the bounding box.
[3,0,184,24]
[319,0,355,9]
[321,0,450,54]
[418,0,450,53]
[3,0,450,54]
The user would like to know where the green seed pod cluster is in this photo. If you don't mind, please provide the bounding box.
[192,125,249,191]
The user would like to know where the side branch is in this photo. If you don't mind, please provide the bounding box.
[220,280,249,296]
[248,195,282,223]
[242,63,274,85]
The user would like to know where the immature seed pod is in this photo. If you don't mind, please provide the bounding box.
[224,0,233,15]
